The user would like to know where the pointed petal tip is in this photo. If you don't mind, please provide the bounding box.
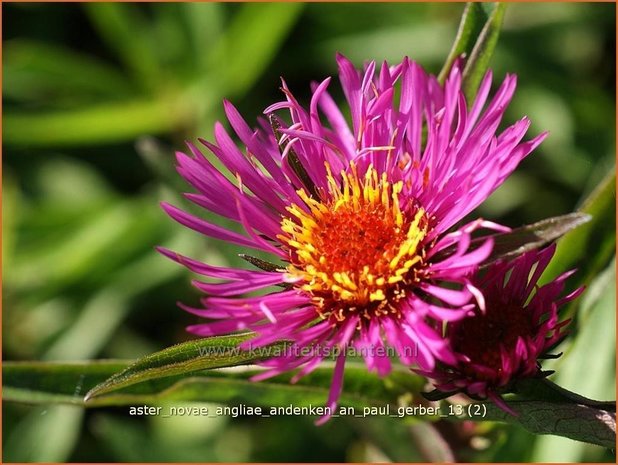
[154,245,172,257]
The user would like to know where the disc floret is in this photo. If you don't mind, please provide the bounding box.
[281,164,429,323]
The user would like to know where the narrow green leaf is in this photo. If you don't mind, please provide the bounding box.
[42,291,130,362]
[4,360,424,411]
[541,169,616,285]
[1,171,19,276]
[532,261,616,460]
[181,2,223,72]
[3,98,189,147]
[87,413,226,462]
[150,3,193,71]
[461,3,507,102]
[433,212,591,266]
[438,3,493,84]
[438,2,507,101]
[83,3,161,91]
[209,3,304,96]
[4,360,128,406]
[36,230,196,362]
[512,378,615,411]
[474,400,616,449]
[481,212,591,267]
[3,40,133,102]
[5,360,613,447]
[3,405,84,462]
[94,366,419,410]
[444,377,616,449]
[10,197,166,295]
[11,202,137,289]
[84,335,280,400]
[238,254,285,273]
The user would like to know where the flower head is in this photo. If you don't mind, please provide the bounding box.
[160,54,546,422]
[417,244,584,412]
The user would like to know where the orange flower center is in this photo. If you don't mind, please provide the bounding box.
[281,164,429,323]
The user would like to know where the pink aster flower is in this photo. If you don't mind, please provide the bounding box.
[159,54,546,422]
[417,244,584,413]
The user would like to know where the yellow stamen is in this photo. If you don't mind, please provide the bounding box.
[279,163,429,322]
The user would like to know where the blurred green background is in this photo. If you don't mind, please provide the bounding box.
[3,2,616,462]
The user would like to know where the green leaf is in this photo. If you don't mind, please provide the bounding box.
[89,413,228,462]
[181,2,223,72]
[552,260,617,402]
[10,196,167,295]
[512,378,615,411]
[83,3,161,91]
[11,202,134,289]
[3,360,126,406]
[3,405,84,462]
[4,360,424,411]
[481,212,591,267]
[475,400,615,450]
[434,212,591,266]
[40,234,192,361]
[209,3,304,96]
[149,4,193,72]
[239,254,285,273]
[3,40,133,103]
[5,360,614,447]
[541,169,616,286]
[462,3,507,102]
[84,335,280,400]
[439,2,507,98]
[439,3,493,83]
[1,170,19,276]
[531,260,616,460]
[444,378,615,449]
[3,98,189,147]
[439,3,507,100]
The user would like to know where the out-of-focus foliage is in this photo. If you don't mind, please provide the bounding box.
[3,3,615,462]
